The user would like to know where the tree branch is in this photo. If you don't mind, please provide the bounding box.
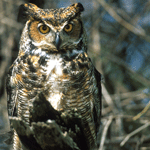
[120,122,150,147]
[9,92,88,150]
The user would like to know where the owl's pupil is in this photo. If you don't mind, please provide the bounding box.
[42,25,47,30]
[65,25,69,29]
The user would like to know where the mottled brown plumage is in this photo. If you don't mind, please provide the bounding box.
[6,3,101,150]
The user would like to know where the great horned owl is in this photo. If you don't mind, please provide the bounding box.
[6,3,101,150]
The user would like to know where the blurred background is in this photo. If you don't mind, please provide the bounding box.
[0,0,150,150]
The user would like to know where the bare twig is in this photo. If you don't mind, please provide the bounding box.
[133,101,150,121]
[90,44,150,87]
[103,101,150,115]
[105,52,150,87]
[10,117,80,150]
[97,0,150,43]
[99,116,113,150]
[120,122,150,147]
[102,114,150,121]
[111,89,148,100]
[102,83,118,114]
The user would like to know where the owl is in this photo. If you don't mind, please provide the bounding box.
[6,3,101,150]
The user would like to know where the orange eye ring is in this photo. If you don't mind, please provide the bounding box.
[39,25,50,34]
[64,23,73,32]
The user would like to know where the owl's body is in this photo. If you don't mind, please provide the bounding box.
[6,3,101,150]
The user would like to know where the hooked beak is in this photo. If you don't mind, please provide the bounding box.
[55,32,61,50]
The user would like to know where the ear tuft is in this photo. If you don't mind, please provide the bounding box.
[18,3,39,23]
[72,3,84,13]
[76,3,84,12]
[18,4,29,23]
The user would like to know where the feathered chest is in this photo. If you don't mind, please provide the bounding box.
[12,50,95,111]
[42,52,94,110]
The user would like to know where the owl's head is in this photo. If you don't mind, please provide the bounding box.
[19,3,87,53]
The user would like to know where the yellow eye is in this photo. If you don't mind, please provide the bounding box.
[64,23,73,32]
[39,25,50,34]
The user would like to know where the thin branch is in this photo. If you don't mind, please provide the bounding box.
[101,114,150,121]
[102,83,118,114]
[105,52,150,87]
[111,89,147,100]
[97,0,150,43]
[120,122,150,147]
[103,94,150,116]
[133,101,150,121]
[99,116,113,150]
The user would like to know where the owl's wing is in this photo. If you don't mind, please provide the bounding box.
[6,65,18,117]
[93,67,102,133]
